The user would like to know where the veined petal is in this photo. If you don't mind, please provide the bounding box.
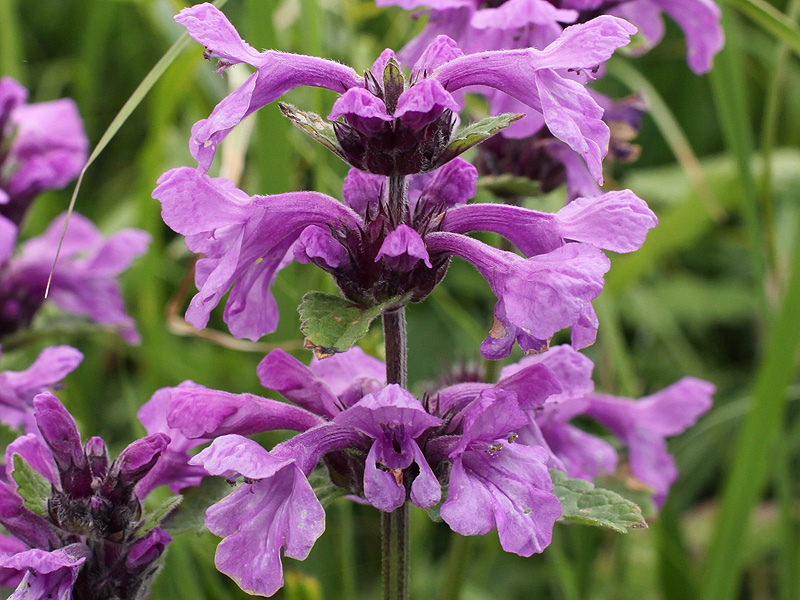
[502,244,610,340]
[154,167,362,341]
[176,3,363,171]
[362,441,406,512]
[1,544,89,600]
[309,346,386,399]
[375,225,432,271]
[500,344,595,405]
[585,377,714,505]
[329,88,392,135]
[441,390,560,555]
[411,35,464,80]
[431,17,636,181]
[556,190,657,253]
[427,233,609,352]
[394,78,459,130]
[335,384,441,439]
[293,225,349,269]
[532,15,638,70]
[168,387,325,439]
[199,437,325,597]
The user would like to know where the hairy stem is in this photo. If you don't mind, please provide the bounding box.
[382,169,410,599]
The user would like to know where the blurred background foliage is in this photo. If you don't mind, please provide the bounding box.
[1,0,800,598]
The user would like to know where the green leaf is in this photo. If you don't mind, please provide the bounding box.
[382,58,404,113]
[551,469,648,533]
[299,292,406,358]
[477,174,542,199]
[12,454,51,518]
[278,102,349,164]
[434,113,523,168]
[161,477,235,535]
[307,465,347,508]
[136,495,183,537]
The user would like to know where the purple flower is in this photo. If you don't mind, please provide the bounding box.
[190,426,364,596]
[584,377,715,505]
[0,78,88,227]
[0,345,83,432]
[381,0,722,74]
[175,3,635,179]
[0,213,149,343]
[427,233,610,357]
[611,0,724,74]
[500,345,618,479]
[335,384,442,511]
[440,388,562,556]
[154,167,362,340]
[0,545,89,600]
[156,161,654,350]
[258,346,385,416]
[136,382,213,497]
[0,393,172,600]
[489,346,714,505]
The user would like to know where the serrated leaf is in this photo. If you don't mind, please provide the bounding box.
[551,469,648,533]
[592,473,657,519]
[477,174,542,199]
[307,465,347,508]
[136,495,183,537]
[12,454,51,518]
[434,113,523,168]
[279,102,349,163]
[299,292,406,358]
[161,477,235,535]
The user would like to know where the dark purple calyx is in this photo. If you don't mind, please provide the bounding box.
[318,193,450,306]
[311,59,457,176]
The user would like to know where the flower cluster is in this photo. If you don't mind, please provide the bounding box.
[0,78,149,344]
[0,393,171,600]
[176,3,636,182]
[147,3,720,598]
[378,0,722,198]
[379,0,724,75]
[156,345,712,595]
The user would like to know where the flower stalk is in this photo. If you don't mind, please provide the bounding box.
[382,172,410,600]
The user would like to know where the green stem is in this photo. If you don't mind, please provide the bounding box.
[382,503,410,600]
[381,171,410,600]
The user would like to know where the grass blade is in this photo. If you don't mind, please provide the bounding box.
[699,209,800,600]
[724,0,800,56]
